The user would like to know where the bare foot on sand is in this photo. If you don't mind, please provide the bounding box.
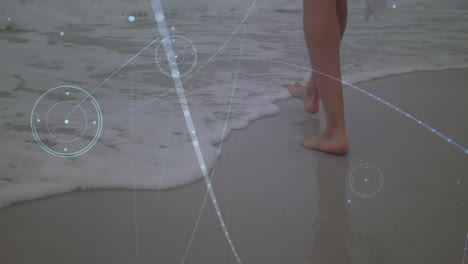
[286,80,320,114]
[301,129,349,155]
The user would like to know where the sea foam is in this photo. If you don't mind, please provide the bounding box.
[0,0,467,209]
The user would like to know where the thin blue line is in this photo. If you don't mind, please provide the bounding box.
[449,0,465,16]
[66,37,160,118]
[104,2,256,119]
[462,233,468,264]
[180,7,251,264]
[257,59,468,155]
[150,1,255,263]
[129,72,141,264]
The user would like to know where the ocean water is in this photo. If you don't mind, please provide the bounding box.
[0,0,467,209]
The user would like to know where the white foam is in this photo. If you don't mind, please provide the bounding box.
[0,0,467,209]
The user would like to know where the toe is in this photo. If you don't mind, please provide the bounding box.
[301,137,320,150]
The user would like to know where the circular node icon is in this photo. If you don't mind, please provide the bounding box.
[155,35,197,78]
[348,163,384,198]
[31,85,103,158]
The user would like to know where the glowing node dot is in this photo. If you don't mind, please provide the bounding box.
[457,180,461,184]
[465,150,468,154]
[392,4,397,8]
[432,129,436,132]
[7,17,11,22]
[31,85,103,158]
[155,12,164,22]
[349,163,384,198]
[128,16,135,22]
[60,32,64,36]
[347,199,352,203]
[191,130,195,134]
[155,35,197,78]
[171,26,175,31]
[447,138,451,142]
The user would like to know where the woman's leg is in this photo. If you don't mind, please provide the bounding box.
[287,0,348,115]
[337,0,348,37]
[300,0,348,154]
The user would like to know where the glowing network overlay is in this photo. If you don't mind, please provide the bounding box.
[463,233,468,264]
[74,0,256,120]
[180,12,250,264]
[28,2,466,262]
[255,59,468,155]
[108,51,467,158]
[348,163,384,198]
[32,0,256,159]
[150,0,254,263]
[450,0,466,16]
[155,35,198,78]
[31,85,103,158]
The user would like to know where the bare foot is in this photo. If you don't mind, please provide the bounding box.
[286,82,304,99]
[301,130,349,155]
[286,81,320,114]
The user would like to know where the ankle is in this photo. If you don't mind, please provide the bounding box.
[305,81,317,96]
[324,123,347,137]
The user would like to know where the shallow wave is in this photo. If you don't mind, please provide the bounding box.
[0,0,467,209]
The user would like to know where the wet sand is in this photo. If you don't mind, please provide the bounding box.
[1,68,468,264]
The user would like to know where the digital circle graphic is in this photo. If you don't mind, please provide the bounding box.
[155,35,197,78]
[31,85,103,158]
[348,163,384,198]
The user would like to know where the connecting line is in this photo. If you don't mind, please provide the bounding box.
[150,0,243,263]
[130,72,141,264]
[65,37,160,119]
[156,104,172,199]
[257,59,468,155]
[450,0,465,16]
[177,0,257,86]
[108,0,257,119]
[180,11,250,264]
[462,233,468,264]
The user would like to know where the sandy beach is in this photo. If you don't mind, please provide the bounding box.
[1,68,467,264]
